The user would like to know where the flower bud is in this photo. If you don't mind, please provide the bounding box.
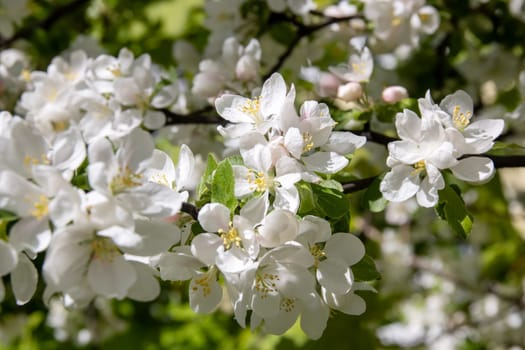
[318,72,340,97]
[235,55,259,81]
[382,86,408,104]
[337,82,362,102]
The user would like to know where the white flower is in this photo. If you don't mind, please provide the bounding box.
[297,216,365,294]
[157,247,223,314]
[216,72,294,138]
[193,202,261,273]
[423,90,504,183]
[233,143,302,213]
[330,37,374,83]
[87,128,188,218]
[380,109,457,207]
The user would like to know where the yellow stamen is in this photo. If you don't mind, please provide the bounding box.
[110,167,143,194]
[255,272,279,298]
[411,160,426,176]
[31,195,49,220]
[91,237,119,262]
[247,169,270,192]
[303,132,315,153]
[240,97,261,122]
[452,105,471,130]
[218,221,242,250]
[310,244,327,268]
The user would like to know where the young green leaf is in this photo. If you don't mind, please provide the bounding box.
[436,184,473,238]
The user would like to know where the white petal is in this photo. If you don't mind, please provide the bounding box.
[0,240,18,276]
[303,151,349,174]
[240,193,268,224]
[395,109,421,142]
[157,248,203,281]
[257,209,298,248]
[325,232,365,266]
[9,217,51,254]
[123,219,180,256]
[98,226,142,250]
[126,262,160,302]
[380,165,420,202]
[451,157,494,183]
[416,174,441,208]
[388,140,423,164]
[284,127,304,159]
[260,73,286,118]
[191,233,222,266]
[175,144,195,191]
[317,259,353,294]
[323,131,366,155]
[11,253,38,305]
[274,186,300,214]
[298,215,331,243]
[87,255,137,299]
[198,203,230,233]
[189,272,222,313]
[300,293,330,340]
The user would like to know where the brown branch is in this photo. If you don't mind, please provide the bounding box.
[343,176,378,194]
[181,202,199,221]
[163,106,226,126]
[0,0,91,49]
[263,14,364,80]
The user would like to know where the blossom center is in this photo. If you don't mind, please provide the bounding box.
[280,297,296,312]
[247,169,271,192]
[192,273,213,297]
[240,97,261,122]
[411,160,426,176]
[452,105,471,130]
[351,62,367,75]
[218,222,242,250]
[31,194,49,220]
[91,237,119,262]
[110,166,143,194]
[309,244,326,268]
[303,132,315,153]
[255,272,279,298]
[24,154,50,168]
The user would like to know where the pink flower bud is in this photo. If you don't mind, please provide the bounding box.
[318,72,340,97]
[337,82,362,102]
[382,86,408,104]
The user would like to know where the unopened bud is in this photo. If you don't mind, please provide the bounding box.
[337,82,362,102]
[318,72,340,97]
[235,55,259,81]
[382,86,408,104]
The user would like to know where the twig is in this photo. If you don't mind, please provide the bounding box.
[262,14,364,80]
[0,0,91,49]
[180,202,199,220]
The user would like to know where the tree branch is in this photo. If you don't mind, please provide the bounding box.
[0,0,91,49]
[262,14,364,80]
[163,106,226,125]
[181,202,199,221]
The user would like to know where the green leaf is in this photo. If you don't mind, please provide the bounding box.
[311,184,350,218]
[360,176,387,213]
[0,210,18,240]
[487,141,525,156]
[297,182,317,216]
[211,159,237,213]
[197,153,218,200]
[352,255,381,282]
[436,184,473,238]
[318,179,344,192]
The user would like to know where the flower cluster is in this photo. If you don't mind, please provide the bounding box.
[380,90,504,207]
[156,72,369,338]
[19,48,187,142]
